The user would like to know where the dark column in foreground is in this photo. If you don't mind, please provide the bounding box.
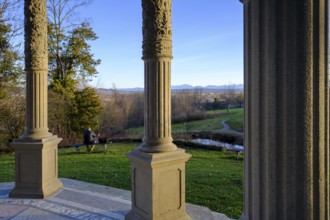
[241,0,329,219]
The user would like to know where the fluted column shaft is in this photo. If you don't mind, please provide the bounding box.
[24,0,51,140]
[125,1,191,219]
[9,0,62,198]
[140,0,176,152]
[242,0,329,219]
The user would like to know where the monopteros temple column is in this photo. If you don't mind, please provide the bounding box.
[9,0,62,198]
[241,0,329,219]
[126,0,191,219]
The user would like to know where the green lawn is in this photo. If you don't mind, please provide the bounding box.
[57,143,134,189]
[185,147,243,219]
[0,154,14,182]
[127,108,244,136]
[207,108,244,131]
[0,143,243,219]
[172,117,226,133]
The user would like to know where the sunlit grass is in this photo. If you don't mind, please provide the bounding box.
[208,108,244,131]
[185,147,243,219]
[0,154,14,182]
[127,108,244,136]
[172,117,225,133]
[0,142,243,218]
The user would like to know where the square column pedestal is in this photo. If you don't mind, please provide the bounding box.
[9,135,63,198]
[126,148,191,220]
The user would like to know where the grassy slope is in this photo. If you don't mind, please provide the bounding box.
[205,108,244,131]
[127,108,244,136]
[172,116,225,133]
[185,147,243,219]
[0,143,243,219]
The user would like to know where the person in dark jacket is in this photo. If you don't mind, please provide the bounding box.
[83,127,96,152]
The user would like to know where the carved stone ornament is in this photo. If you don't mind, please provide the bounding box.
[142,0,172,59]
[25,0,48,70]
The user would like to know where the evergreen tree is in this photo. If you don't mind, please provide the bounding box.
[70,87,102,134]
[0,0,25,148]
[47,0,102,140]
[0,0,23,98]
[48,21,100,88]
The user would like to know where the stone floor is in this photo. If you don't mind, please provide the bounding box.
[0,178,233,220]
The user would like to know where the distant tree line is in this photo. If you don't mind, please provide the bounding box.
[97,87,244,138]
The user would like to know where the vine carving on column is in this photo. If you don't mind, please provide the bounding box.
[25,0,48,70]
[142,0,172,59]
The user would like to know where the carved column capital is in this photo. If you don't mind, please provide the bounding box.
[142,0,172,59]
[23,0,51,139]
[25,0,48,71]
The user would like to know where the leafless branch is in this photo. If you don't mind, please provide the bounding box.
[47,0,92,32]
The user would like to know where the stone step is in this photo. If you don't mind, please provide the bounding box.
[186,203,234,220]
[0,179,236,220]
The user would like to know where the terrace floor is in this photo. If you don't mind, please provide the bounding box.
[0,178,233,220]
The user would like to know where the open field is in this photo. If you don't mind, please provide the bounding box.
[0,142,243,219]
[126,108,244,137]
[207,108,244,132]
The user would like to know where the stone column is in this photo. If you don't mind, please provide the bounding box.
[126,0,191,219]
[9,0,62,198]
[241,0,329,219]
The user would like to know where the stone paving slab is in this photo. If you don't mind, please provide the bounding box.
[10,207,71,220]
[0,178,233,220]
[0,204,28,218]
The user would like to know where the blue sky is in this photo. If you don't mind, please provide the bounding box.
[79,1,243,89]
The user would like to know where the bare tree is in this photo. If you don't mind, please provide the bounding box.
[47,0,99,82]
[98,86,145,138]
[172,90,206,123]
[0,88,25,144]
[192,87,204,108]
[0,0,23,40]
[47,0,92,32]
[221,84,238,111]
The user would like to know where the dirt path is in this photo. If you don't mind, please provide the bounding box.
[220,120,243,135]
[220,120,231,131]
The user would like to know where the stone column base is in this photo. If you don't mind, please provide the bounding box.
[9,135,63,198]
[126,148,191,220]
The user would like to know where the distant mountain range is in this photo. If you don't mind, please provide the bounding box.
[171,84,244,91]
[98,84,243,92]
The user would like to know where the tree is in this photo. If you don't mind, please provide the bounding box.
[47,0,99,88]
[98,85,134,137]
[0,0,23,98]
[172,90,206,123]
[48,80,102,142]
[97,85,145,138]
[0,0,25,148]
[0,90,25,144]
[48,87,73,137]
[220,84,239,111]
[69,87,102,135]
[47,0,102,142]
